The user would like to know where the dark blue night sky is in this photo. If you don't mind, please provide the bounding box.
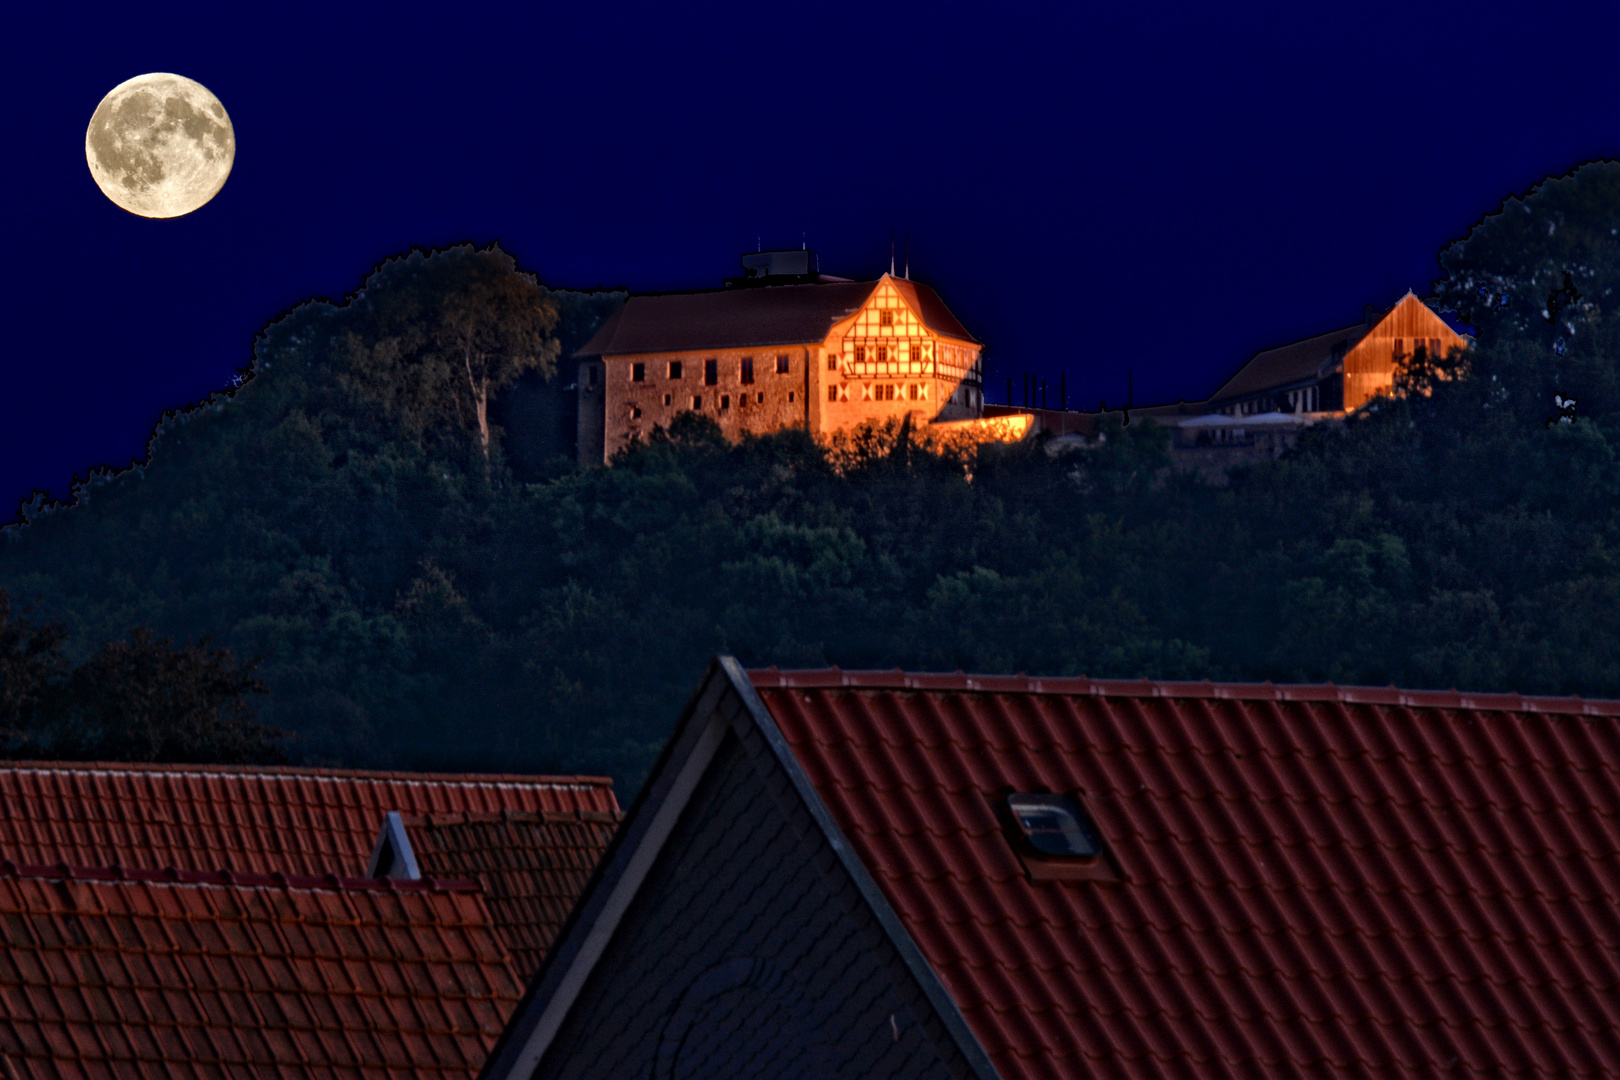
[4,1,1617,513]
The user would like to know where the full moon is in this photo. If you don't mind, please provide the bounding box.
[85,73,235,218]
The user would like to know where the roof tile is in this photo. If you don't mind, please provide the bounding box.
[753,669,1620,1080]
[403,810,622,987]
[0,864,522,1079]
[0,762,617,880]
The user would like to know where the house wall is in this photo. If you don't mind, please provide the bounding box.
[600,348,811,460]
[531,730,969,1080]
[576,359,606,466]
[1342,296,1469,411]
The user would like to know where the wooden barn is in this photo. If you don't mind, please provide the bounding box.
[1208,291,1469,416]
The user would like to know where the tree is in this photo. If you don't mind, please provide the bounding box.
[1430,161,1620,423]
[432,246,560,461]
[0,589,285,764]
[57,628,284,764]
[0,593,69,751]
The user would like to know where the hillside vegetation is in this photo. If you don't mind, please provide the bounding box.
[3,165,1618,796]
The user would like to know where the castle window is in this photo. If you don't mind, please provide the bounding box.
[664,394,672,406]
[1008,793,1101,858]
[908,384,920,400]
[693,395,702,410]
[738,392,747,408]
[880,311,894,326]
[704,359,718,386]
[669,360,683,379]
[741,357,754,384]
[721,395,730,409]
[828,386,838,402]
[776,355,790,374]
[827,355,838,371]
[632,406,642,419]
[788,392,795,402]
[877,346,888,364]
[757,392,764,403]
[855,346,865,365]
[632,363,645,382]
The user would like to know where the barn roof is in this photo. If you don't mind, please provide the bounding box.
[402,809,623,986]
[574,276,978,358]
[487,659,1620,1080]
[1208,321,1366,404]
[750,668,1620,1080]
[0,862,523,1080]
[0,761,618,879]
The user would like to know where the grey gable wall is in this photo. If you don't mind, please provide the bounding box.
[530,719,974,1080]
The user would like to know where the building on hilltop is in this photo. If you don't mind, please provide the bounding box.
[1005,291,1474,484]
[1205,290,1470,417]
[573,251,987,464]
[484,657,1620,1080]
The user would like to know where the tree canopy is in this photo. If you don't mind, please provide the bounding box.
[3,170,1619,797]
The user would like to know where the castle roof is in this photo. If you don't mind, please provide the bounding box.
[575,276,978,358]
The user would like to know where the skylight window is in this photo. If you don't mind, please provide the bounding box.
[1007,793,1101,858]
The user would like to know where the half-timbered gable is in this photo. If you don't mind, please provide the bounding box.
[819,276,984,434]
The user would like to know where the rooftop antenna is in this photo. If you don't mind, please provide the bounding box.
[904,231,910,280]
[802,232,806,251]
[890,229,895,276]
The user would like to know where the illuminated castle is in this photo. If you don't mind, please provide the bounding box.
[572,251,990,464]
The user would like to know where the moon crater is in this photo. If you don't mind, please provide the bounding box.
[86,73,235,218]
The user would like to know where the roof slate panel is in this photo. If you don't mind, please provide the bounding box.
[0,762,617,879]
[752,670,1620,1080]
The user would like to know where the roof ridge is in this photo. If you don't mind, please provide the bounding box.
[404,808,623,827]
[0,761,616,787]
[0,859,483,893]
[748,668,1620,717]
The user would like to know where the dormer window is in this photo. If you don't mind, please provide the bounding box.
[1007,793,1101,858]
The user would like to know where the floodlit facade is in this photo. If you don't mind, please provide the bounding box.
[574,255,986,464]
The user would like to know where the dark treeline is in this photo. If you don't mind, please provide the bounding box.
[3,165,1617,796]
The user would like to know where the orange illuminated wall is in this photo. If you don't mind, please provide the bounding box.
[1343,292,1470,411]
[814,277,983,437]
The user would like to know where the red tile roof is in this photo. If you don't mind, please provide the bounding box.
[404,809,623,986]
[751,669,1620,1080]
[0,862,524,1079]
[0,762,618,878]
